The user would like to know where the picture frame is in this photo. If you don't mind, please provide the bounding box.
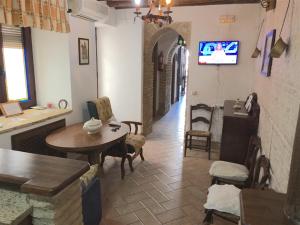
[0,101,23,117]
[261,29,276,77]
[78,38,89,65]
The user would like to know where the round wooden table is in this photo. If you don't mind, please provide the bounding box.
[46,123,129,166]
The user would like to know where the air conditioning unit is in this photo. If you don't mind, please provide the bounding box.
[67,0,109,22]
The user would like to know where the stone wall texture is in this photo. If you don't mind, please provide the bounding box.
[253,0,300,193]
[0,179,83,225]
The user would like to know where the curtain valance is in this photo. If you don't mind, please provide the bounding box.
[0,0,70,33]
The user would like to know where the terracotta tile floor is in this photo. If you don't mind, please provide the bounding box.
[99,99,232,225]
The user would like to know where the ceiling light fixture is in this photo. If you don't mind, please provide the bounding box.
[134,0,173,26]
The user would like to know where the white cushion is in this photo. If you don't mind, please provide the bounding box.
[209,161,249,181]
[204,184,241,216]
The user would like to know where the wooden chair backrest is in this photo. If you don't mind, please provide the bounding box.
[190,104,214,131]
[251,155,271,189]
[122,121,142,135]
[244,136,261,183]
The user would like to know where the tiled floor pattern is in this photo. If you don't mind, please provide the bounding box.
[99,99,231,225]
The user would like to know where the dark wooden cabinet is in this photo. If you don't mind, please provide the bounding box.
[220,100,259,164]
[11,119,67,157]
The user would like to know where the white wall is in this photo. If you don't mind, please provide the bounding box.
[32,29,72,108]
[32,16,98,125]
[170,4,261,107]
[253,0,300,193]
[97,15,143,122]
[67,16,98,124]
[169,4,261,142]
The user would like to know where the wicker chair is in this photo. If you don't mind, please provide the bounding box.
[184,103,214,159]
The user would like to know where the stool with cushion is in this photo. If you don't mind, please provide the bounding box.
[184,104,214,159]
[203,155,271,225]
[87,97,145,179]
[209,136,261,188]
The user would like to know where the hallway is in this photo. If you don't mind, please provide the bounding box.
[100,100,228,225]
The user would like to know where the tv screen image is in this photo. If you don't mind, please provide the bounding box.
[198,41,239,65]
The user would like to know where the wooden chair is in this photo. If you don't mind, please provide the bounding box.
[209,136,261,188]
[87,97,145,179]
[203,155,271,225]
[184,104,214,159]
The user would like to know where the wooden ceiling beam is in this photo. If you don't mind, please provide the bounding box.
[108,0,260,9]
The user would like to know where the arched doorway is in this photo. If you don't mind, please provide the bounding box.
[142,22,192,135]
[152,29,179,120]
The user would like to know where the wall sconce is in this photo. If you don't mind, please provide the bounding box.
[270,0,291,58]
[260,0,276,11]
[251,19,265,58]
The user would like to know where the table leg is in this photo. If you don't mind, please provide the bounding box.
[121,156,126,179]
[88,151,100,165]
[88,151,101,177]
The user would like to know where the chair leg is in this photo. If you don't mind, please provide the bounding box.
[189,134,192,150]
[211,176,217,185]
[140,148,145,161]
[100,153,106,167]
[205,137,209,152]
[208,136,212,160]
[121,156,126,179]
[127,155,134,172]
[203,210,213,225]
[184,133,188,157]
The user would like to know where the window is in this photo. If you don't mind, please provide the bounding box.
[0,25,36,109]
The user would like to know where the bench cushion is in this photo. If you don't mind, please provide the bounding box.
[204,184,241,216]
[209,161,249,181]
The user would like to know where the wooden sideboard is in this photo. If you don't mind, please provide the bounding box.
[220,100,259,164]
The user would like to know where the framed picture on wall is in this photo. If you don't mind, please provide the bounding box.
[261,29,276,77]
[78,38,89,65]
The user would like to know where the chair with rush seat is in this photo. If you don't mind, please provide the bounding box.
[184,103,214,159]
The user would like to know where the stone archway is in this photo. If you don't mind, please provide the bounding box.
[143,22,191,135]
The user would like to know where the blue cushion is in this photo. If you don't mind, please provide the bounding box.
[82,177,102,225]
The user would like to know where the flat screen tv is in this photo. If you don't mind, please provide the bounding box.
[198,41,239,65]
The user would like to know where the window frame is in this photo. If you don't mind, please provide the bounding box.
[0,26,36,110]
